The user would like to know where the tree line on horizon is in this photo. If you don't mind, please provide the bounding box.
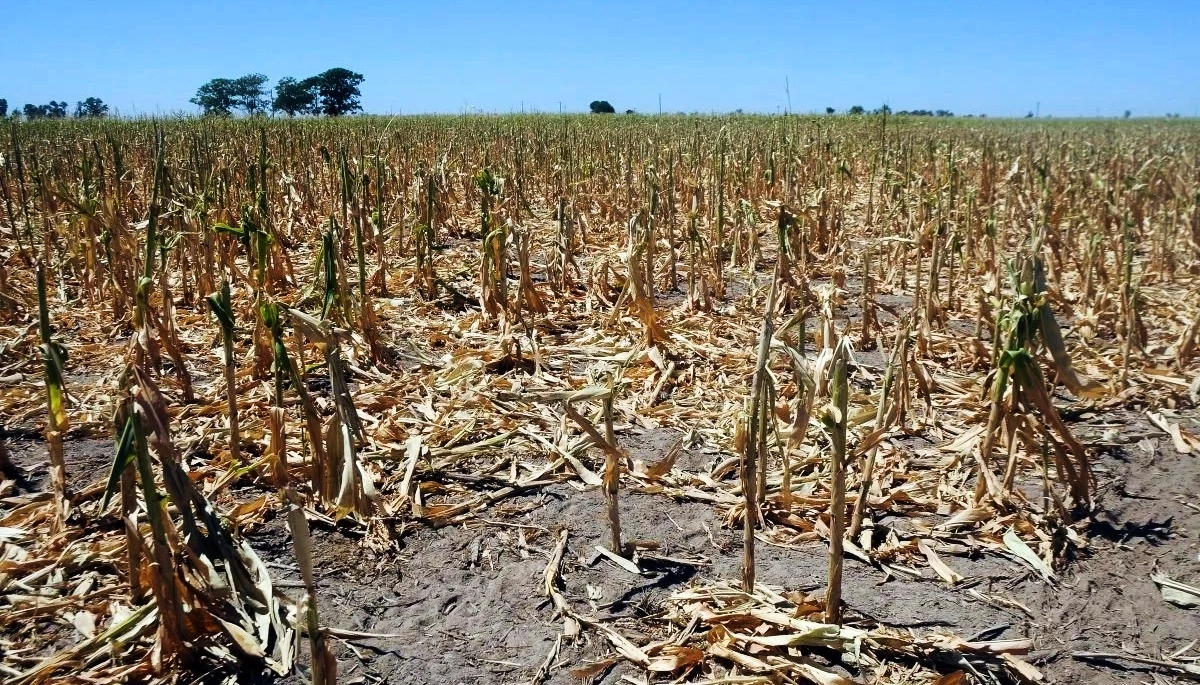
[0,97,109,119]
[835,105,962,117]
[592,100,969,117]
[0,68,365,120]
[190,69,365,117]
[0,92,1185,120]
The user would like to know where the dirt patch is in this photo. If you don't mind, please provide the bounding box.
[1022,412,1200,683]
[3,436,113,495]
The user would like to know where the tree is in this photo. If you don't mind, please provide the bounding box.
[848,105,865,115]
[190,74,268,116]
[191,78,238,116]
[589,100,615,114]
[1026,111,1035,118]
[273,76,319,116]
[23,101,67,119]
[1123,109,1132,119]
[0,99,6,118]
[74,97,109,118]
[825,106,835,114]
[312,68,364,116]
[874,104,892,115]
[233,74,270,115]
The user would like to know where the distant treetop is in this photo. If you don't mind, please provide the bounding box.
[273,77,318,117]
[589,100,616,114]
[190,78,240,116]
[23,101,69,119]
[313,68,364,117]
[74,97,109,118]
[893,109,954,117]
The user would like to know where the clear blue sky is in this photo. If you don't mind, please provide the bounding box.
[2,1,1197,117]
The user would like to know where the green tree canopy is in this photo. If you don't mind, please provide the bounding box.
[196,69,365,117]
[233,74,270,115]
[589,100,615,114]
[191,78,237,116]
[273,76,319,116]
[0,99,7,118]
[312,68,364,116]
[23,101,68,119]
[75,97,109,118]
[191,74,270,116]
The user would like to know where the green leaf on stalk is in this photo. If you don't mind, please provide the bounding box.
[102,414,137,510]
[212,222,246,238]
[205,281,235,335]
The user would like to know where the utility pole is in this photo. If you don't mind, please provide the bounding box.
[785,77,792,114]
[658,93,662,115]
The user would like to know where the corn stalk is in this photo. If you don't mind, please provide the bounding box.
[261,301,328,494]
[287,307,376,518]
[286,490,336,685]
[741,280,779,592]
[823,340,850,625]
[205,279,240,464]
[36,259,70,528]
[105,365,296,674]
[975,256,1092,512]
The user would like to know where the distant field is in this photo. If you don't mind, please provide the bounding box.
[1,114,1198,684]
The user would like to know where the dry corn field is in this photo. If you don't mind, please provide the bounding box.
[1,115,1199,685]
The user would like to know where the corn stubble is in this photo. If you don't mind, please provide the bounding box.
[0,114,1198,684]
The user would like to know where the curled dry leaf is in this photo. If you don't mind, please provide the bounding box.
[1150,573,1200,608]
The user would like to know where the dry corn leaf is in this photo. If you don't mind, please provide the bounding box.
[794,663,858,685]
[918,539,964,585]
[70,610,97,639]
[1146,412,1198,454]
[568,656,621,679]
[217,616,267,659]
[1001,653,1045,682]
[1151,573,1200,608]
[1003,529,1055,583]
[646,645,705,671]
